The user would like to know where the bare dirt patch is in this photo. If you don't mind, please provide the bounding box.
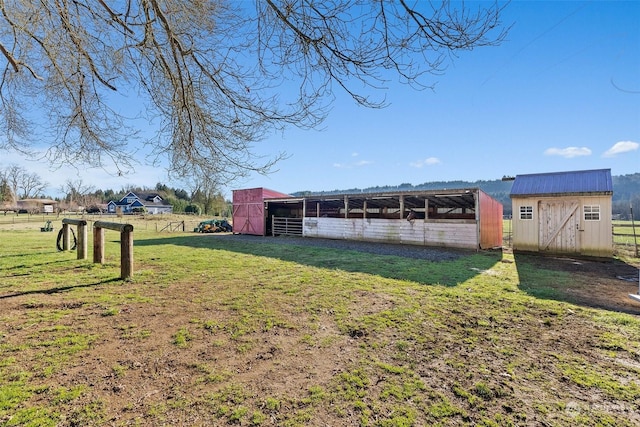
[512,249,640,315]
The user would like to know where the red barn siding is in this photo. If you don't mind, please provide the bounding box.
[232,188,290,236]
[479,189,503,249]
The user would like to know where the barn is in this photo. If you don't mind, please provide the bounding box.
[232,187,292,236]
[509,169,613,258]
[232,187,503,250]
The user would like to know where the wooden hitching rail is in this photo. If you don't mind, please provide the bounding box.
[61,219,134,280]
[61,218,88,260]
[93,221,134,280]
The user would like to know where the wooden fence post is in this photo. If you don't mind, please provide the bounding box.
[77,221,88,260]
[93,226,104,264]
[62,222,70,251]
[121,227,134,280]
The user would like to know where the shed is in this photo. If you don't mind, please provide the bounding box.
[509,169,613,257]
[234,187,503,250]
[17,198,58,214]
[232,188,291,236]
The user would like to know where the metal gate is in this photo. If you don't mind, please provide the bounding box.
[272,217,303,236]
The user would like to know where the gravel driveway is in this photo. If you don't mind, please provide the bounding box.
[227,234,475,262]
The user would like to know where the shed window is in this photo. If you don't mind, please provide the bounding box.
[519,206,533,220]
[584,205,600,221]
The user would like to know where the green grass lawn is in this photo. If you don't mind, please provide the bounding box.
[1,224,639,426]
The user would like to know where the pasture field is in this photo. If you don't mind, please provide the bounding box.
[1,219,640,426]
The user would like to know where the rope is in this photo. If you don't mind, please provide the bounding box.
[56,227,77,251]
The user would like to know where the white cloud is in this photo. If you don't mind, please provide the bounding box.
[333,159,373,169]
[602,140,639,157]
[424,157,441,165]
[355,160,373,166]
[543,147,592,158]
[409,157,441,168]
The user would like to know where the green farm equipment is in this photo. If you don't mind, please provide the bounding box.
[40,220,54,232]
[194,219,233,233]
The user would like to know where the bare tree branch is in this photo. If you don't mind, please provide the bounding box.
[0,0,509,184]
[0,164,47,199]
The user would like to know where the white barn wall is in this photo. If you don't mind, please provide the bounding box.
[303,218,479,249]
[425,221,477,248]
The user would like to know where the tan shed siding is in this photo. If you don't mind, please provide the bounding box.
[579,196,613,257]
[511,195,613,257]
[511,197,539,251]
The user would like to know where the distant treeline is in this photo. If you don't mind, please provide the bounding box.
[292,173,640,219]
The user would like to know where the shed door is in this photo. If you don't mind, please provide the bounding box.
[538,200,580,253]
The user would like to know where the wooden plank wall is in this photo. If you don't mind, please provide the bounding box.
[303,218,479,249]
[577,195,613,257]
[479,190,504,249]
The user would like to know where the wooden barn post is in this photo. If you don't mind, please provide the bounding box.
[344,195,349,219]
[302,198,307,221]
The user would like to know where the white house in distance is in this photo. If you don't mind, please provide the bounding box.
[107,191,173,215]
[509,169,613,258]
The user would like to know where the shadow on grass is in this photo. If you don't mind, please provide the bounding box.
[514,251,640,315]
[0,251,59,259]
[0,278,122,300]
[135,234,503,287]
[0,258,76,276]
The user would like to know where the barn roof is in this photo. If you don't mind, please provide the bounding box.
[510,169,612,197]
[266,188,481,211]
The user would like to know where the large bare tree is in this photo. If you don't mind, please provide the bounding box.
[1,164,48,199]
[0,0,507,183]
[60,178,95,207]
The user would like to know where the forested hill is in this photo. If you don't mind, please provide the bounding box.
[292,173,640,218]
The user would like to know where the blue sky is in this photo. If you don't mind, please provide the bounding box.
[2,1,639,198]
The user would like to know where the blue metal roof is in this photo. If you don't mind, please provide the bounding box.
[510,169,612,196]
